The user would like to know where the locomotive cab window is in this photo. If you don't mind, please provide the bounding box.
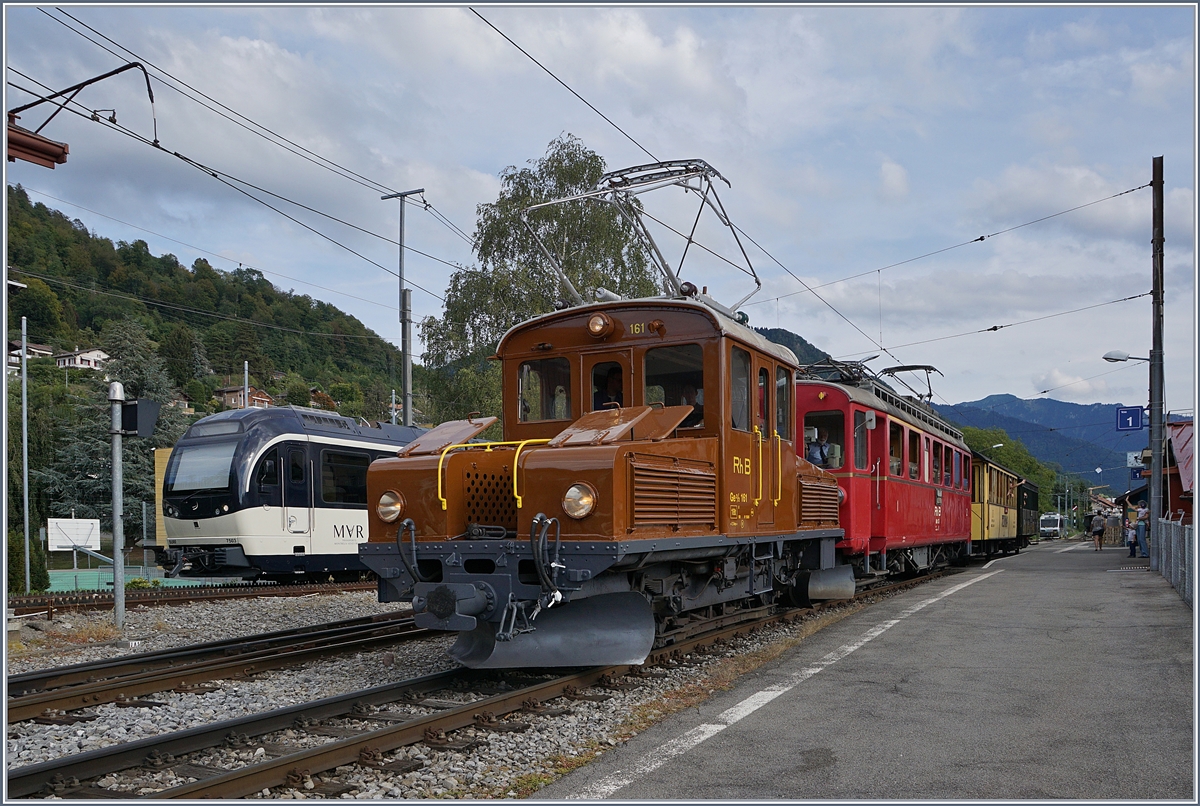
[803,411,844,469]
[519,357,572,422]
[321,451,371,506]
[731,346,751,431]
[644,344,704,428]
[775,367,791,441]
[889,422,904,476]
[590,361,623,412]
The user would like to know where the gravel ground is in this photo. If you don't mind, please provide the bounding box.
[5,589,866,799]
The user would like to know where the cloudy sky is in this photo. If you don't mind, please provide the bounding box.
[4,5,1195,415]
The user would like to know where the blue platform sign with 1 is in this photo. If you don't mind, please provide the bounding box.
[1131,468,1144,483]
[1115,406,1146,431]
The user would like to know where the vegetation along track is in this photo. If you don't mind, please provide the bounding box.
[7,570,949,799]
[7,612,427,722]
[7,581,376,617]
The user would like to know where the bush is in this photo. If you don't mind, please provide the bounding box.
[124,576,162,590]
[7,529,51,593]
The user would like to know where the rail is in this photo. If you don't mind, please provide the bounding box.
[1153,517,1193,608]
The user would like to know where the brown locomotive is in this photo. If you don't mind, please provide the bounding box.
[360,295,850,668]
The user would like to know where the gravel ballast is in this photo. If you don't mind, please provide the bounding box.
[6,588,869,798]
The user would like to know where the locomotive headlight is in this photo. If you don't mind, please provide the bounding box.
[562,482,597,519]
[586,313,614,338]
[377,490,406,522]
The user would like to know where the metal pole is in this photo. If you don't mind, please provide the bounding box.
[1149,156,1165,573]
[402,289,413,427]
[109,381,126,628]
[22,316,31,593]
[243,360,249,409]
[391,388,396,426]
[381,187,424,429]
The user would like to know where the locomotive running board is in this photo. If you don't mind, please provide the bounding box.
[448,592,656,669]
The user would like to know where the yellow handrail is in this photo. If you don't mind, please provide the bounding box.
[773,431,783,506]
[753,426,763,507]
[513,438,552,509]
[436,439,544,511]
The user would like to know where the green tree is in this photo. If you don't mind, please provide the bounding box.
[8,277,65,341]
[284,375,311,407]
[34,320,189,536]
[158,323,211,388]
[8,530,51,593]
[420,134,658,418]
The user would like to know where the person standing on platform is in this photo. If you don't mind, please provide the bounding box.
[1126,518,1138,558]
[1091,512,1105,551]
[1135,500,1150,558]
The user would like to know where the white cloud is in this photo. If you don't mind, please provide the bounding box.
[878,159,909,202]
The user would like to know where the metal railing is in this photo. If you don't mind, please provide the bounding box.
[1153,518,1193,607]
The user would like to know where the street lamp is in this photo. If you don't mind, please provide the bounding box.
[1102,350,1149,363]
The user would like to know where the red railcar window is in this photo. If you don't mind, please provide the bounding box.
[889,422,904,476]
[953,451,962,487]
[963,456,971,492]
[853,411,868,469]
[804,411,845,469]
[908,431,920,480]
[932,442,942,485]
[943,445,953,486]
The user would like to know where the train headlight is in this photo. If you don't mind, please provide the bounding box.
[562,482,597,519]
[377,490,406,522]
[586,313,614,338]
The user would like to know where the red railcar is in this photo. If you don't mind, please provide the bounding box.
[795,361,972,578]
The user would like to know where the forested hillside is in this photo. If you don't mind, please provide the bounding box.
[6,184,403,418]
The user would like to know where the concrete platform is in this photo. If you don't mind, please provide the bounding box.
[540,539,1194,800]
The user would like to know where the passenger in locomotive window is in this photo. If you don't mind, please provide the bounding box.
[802,412,845,469]
[908,431,920,480]
[679,383,704,428]
[889,422,904,476]
[806,429,830,465]
[520,357,573,422]
[775,367,791,440]
[731,347,751,431]
[592,365,623,410]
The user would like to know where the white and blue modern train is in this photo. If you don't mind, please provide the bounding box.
[158,406,424,583]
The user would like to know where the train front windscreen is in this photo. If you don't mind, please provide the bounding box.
[162,439,239,519]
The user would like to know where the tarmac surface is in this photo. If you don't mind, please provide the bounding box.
[539,539,1195,800]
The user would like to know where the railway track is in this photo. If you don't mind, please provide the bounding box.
[6,580,376,617]
[7,569,950,799]
[7,612,428,723]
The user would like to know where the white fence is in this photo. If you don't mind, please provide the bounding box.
[1154,518,1193,608]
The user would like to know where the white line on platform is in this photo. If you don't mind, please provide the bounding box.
[1056,543,1087,553]
[570,569,1005,800]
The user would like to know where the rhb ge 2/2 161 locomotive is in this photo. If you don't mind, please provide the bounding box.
[359,159,973,669]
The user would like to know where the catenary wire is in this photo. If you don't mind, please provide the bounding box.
[7,74,449,301]
[745,183,1153,309]
[469,8,658,164]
